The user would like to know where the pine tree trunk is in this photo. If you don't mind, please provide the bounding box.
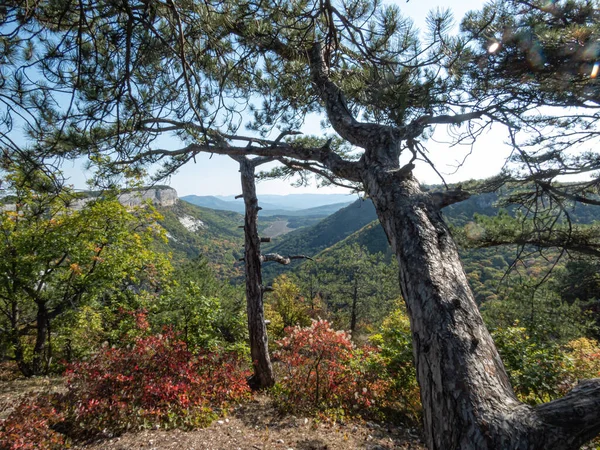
[239,158,275,390]
[362,163,600,450]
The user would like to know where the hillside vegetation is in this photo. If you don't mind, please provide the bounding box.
[2,179,600,450]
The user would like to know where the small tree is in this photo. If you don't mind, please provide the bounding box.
[318,244,400,334]
[0,166,170,376]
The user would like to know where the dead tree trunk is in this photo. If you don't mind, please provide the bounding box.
[237,156,275,390]
[350,276,358,334]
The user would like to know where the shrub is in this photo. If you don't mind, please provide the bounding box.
[266,276,313,339]
[273,320,387,419]
[564,337,600,385]
[492,326,570,404]
[64,328,251,437]
[370,303,421,421]
[0,395,66,450]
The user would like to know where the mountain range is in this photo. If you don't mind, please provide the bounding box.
[157,190,600,289]
[181,194,355,216]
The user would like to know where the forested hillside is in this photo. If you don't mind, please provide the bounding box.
[263,192,600,323]
[156,200,245,278]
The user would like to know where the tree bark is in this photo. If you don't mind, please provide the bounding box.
[350,277,358,334]
[238,157,275,390]
[32,300,49,375]
[9,302,33,377]
[361,160,600,449]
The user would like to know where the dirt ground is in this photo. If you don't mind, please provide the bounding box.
[0,365,65,420]
[73,395,426,450]
[0,368,426,450]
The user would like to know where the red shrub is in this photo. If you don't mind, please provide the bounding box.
[0,396,66,450]
[65,329,251,436]
[273,320,388,418]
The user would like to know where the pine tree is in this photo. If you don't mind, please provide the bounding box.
[4,1,600,447]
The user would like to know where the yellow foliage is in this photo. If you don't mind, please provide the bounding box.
[566,337,600,380]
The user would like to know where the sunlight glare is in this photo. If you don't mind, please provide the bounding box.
[591,62,599,78]
[488,42,501,54]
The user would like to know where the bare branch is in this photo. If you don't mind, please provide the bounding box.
[115,140,362,182]
[416,110,487,127]
[260,253,313,265]
[430,189,472,209]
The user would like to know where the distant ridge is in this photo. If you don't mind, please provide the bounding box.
[181,194,353,217]
[263,199,377,259]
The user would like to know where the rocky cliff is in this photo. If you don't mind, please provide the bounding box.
[0,186,179,211]
[116,186,178,208]
[67,186,178,210]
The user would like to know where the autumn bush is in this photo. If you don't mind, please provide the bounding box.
[564,337,600,383]
[0,395,66,450]
[265,275,313,340]
[272,320,388,420]
[492,327,600,405]
[0,325,251,448]
[370,304,421,422]
[63,328,251,437]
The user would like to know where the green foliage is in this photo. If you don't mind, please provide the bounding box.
[482,283,595,344]
[492,326,570,404]
[555,258,600,304]
[154,257,248,352]
[157,200,244,279]
[565,337,600,381]
[310,244,401,335]
[491,326,600,405]
[0,166,171,376]
[52,305,105,363]
[370,303,421,421]
[265,275,314,339]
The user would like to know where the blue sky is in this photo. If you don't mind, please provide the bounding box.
[62,0,504,197]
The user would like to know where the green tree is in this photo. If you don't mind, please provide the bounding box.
[265,274,312,338]
[0,166,170,376]
[370,302,421,421]
[482,282,595,345]
[318,244,400,335]
[155,257,248,351]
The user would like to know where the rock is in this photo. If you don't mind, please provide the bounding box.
[117,186,178,208]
